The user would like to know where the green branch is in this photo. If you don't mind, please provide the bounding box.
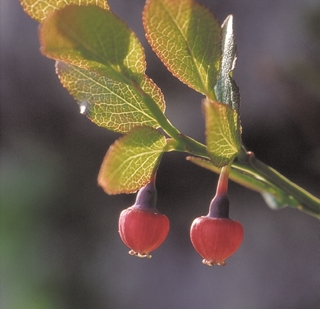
[248,152,320,217]
[173,135,320,219]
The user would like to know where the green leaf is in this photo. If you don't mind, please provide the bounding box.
[219,16,237,79]
[42,5,167,132]
[143,0,221,100]
[39,5,145,83]
[261,192,289,209]
[98,127,166,194]
[20,0,109,22]
[56,62,165,133]
[203,98,241,167]
[214,15,240,112]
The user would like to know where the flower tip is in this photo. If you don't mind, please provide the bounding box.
[202,259,226,266]
[129,250,152,258]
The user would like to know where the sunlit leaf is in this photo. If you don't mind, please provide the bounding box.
[41,5,167,131]
[143,0,221,100]
[56,62,165,133]
[203,98,241,167]
[20,0,109,22]
[214,15,240,111]
[40,5,145,83]
[98,127,166,194]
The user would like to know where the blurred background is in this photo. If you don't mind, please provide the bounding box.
[1,0,320,308]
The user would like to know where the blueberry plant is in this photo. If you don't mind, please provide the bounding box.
[20,0,320,265]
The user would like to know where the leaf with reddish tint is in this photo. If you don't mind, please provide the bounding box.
[143,0,221,100]
[43,5,166,132]
[40,5,144,83]
[56,62,165,133]
[20,0,109,22]
[203,98,241,167]
[98,127,166,194]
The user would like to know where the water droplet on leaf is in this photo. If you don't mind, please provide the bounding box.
[79,101,89,115]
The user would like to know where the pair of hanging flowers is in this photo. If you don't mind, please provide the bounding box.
[118,167,244,266]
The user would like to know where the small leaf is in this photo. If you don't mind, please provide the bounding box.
[98,127,166,194]
[20,0,109,22]
[56,62,165,133]
[39,5,145,83]
[143,0,221,100]
[214,15,240,111]
[203,98,241,167]
[261,192,289,209]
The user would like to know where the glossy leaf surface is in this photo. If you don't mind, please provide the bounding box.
[98,127,166,194]
[203,98,241,167]
[56,62,164,132]
[143,0,221,100]
[214,15,240,112]
[20,0,109,22]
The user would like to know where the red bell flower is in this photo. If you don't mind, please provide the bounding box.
[118,179,169,258]
[190,167,244,266]
[190,213,244,266]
